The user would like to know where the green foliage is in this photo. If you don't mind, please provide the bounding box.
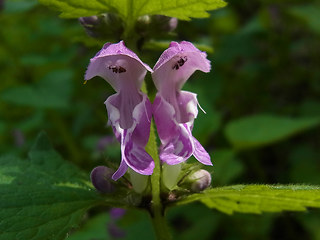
[119,209,156,240]
[288,4,320,35]
[0,133,104,240]
[1,70,73,109]
[168,203,220,240]
[67,213,110,240]
[4,0,38,13]
[39,0,227,20]
[224,115,320,150]
[175,185,320,215]
[1,0,320,239]
[209,149,243,185]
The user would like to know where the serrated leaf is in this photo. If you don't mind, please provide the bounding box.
[39,0,227,21]
[0,132,112,240]
[224,115,320,150]
[174,185,320,215]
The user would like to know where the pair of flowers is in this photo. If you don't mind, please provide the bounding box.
[85,41,212,181]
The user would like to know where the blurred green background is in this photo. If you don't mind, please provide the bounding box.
[1,0,319,239]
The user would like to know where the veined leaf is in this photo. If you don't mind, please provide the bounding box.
[0,133,119,240]
[39,0,227,21]
[224,114,320,150]
[174,185,320,215]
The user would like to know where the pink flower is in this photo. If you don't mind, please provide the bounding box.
[85,41,154,180]
[152,41,212,166]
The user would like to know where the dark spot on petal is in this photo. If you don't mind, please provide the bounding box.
[118,66,126,73]
[172,56,187,70]
[108,65,126,74]
[172,63,179,70]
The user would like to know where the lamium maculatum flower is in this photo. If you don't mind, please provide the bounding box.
[152,41,212,166]
[85,41,154,180]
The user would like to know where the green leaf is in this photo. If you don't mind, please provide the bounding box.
[119,209,155,240]
[288,5,320,35]
[224,114,320,150]
[209,149,243,185]
[0,132,106,240]
[174,185,320,215]
[4,0,38,13]
[39,0,227,21]
[67,213,110,240]
[168,203,220,240]
[1,69,73,109]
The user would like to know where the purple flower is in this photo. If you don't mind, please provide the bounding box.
[85,41,154,180]
[152,41,212,166]
[110,208,126,220]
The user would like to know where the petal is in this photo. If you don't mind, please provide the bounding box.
[106,93,154,178]
[104,93,122,141]
[112,159,128,181]
[160,144,185,165]
[85,41,152,92]
[105,92,150,137]
[152,41,211,93]
[124,140,154,175]
[131,94,152,146]
[176,90,198,123]
[192,137,212,165]
[152,94,178,142]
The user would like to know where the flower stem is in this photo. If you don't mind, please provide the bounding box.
[148,122,172,240]
[142,83,172,240]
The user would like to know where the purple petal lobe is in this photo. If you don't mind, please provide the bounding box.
[124,139,154,175]
[192,137,212,165]
[112,160,128,181]
[152,41,211,93]
[85,41,152,92]
[106,93,154,180]
[160,143,185,165]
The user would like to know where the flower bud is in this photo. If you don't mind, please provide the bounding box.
[188,169,212,192]
[151,15,178,32]
[79,13,123,39]
[90,166,115,193]
[135,15,178,38]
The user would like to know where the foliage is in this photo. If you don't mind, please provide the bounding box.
[1,0,320,239]
[0,133,102,240]
[175,185,320,214]
[225,115,320,150]
[38,0,227,20]
[0,133,123,240]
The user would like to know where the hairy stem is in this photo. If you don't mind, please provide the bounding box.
[143,84,172,240]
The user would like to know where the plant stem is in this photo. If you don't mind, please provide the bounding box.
[142,83,172,240]
[148,122,172,240]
